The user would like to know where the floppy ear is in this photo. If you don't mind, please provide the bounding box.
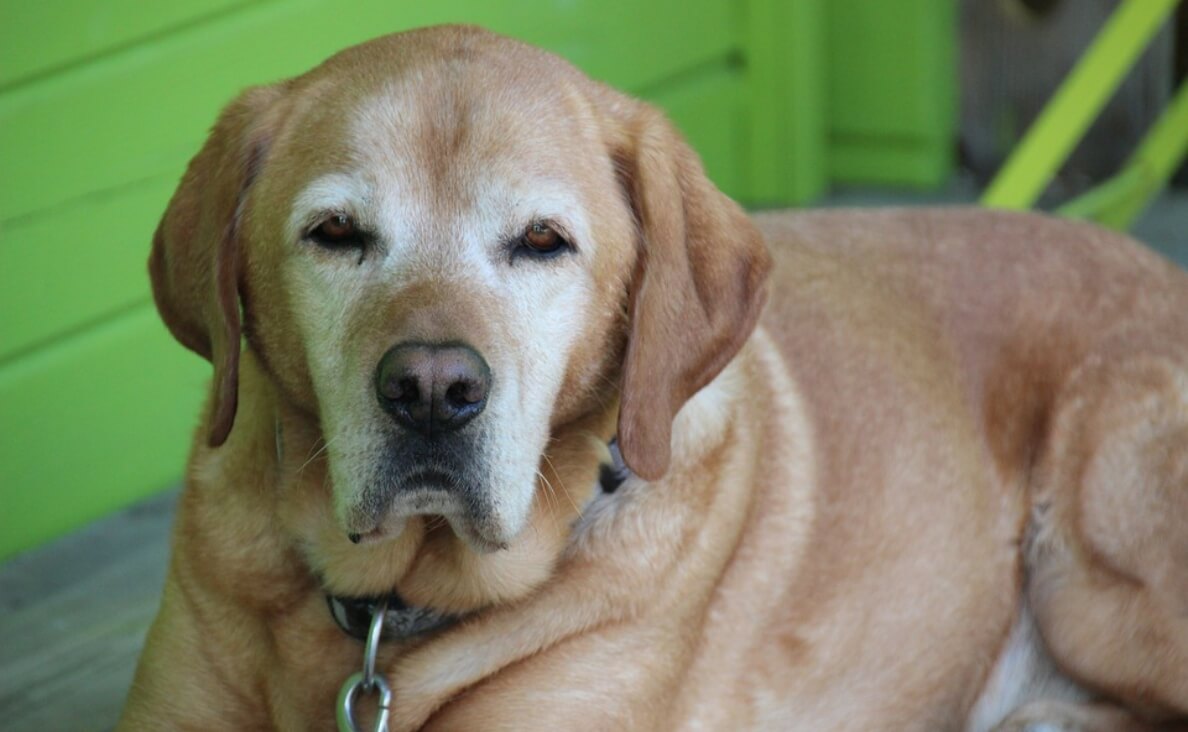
[149,85,285,447]
[614,104,772,480]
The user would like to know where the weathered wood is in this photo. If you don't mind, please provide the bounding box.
[0,490,176,732]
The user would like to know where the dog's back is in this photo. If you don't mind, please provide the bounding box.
[753,208,1188,728]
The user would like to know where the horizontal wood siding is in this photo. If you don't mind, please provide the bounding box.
[0,307,207,558]
[0,0,258,89]
[825,0,956,186]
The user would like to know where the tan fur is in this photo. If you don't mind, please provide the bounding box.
[121,26,1188,731]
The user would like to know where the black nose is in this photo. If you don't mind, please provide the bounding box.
[375,343,491,435]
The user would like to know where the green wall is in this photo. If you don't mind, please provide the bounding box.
[0,0,954,560]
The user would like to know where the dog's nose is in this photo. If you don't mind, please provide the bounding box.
[375,343,491,435]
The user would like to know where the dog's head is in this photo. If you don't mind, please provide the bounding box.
[150,26,769,553]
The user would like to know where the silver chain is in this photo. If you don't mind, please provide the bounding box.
[337,598,393,732]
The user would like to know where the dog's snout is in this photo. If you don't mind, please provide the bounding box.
[376,343,491,435]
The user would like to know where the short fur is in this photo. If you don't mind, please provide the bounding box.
[121,26,1188,731]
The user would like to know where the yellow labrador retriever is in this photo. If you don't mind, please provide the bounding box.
[120,25,1188,731]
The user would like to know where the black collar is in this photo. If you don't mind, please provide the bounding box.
[327,438,629,642]
[326,593,457,642]
[599,437,629,494]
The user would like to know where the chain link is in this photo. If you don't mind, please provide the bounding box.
[337,599,392,732]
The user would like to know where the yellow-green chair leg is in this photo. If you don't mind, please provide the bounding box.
[1059,79,1188,229]
[981,0,1181,212]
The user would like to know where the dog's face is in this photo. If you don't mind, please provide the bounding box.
[246,43,637,550]
[150,26,769,554]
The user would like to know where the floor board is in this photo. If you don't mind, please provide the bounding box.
[0,490,176,732]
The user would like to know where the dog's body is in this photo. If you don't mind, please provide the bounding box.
[120,27,1188,731]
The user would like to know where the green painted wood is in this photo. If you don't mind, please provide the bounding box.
[1058,77,1188,229]
[0,0,256,89]
[829,138,952,188]
[824,0,955,187]
[0,0,734,224]
[0,304,207,560]
[647,66,746,200]
[741,0,827,205]
[0,176,174,361]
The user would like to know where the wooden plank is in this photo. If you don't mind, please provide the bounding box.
[0,490,175,732]
[0,0,735,223]
[0,304,207,560]
[0,0,255,89]
[825,0,955,136]
[0,176,173,360]
[647,65,746,199]
[824,0,955,187]
[741,0,827,205]
[829,135,951,187]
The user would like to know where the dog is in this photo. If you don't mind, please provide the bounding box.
[119,25,1188,731]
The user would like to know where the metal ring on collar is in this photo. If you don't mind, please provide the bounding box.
[337,598,391,732]
[337,670,392,732]
[362,597,388,688]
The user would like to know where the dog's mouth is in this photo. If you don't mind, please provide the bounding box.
[348,463,512,552]
[396,467,460,493]
[347,511,447,546]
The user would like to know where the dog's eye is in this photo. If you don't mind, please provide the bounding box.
[309,214,363,248]
[518,222,570,258]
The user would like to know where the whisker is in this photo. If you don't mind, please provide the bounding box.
[301,432,327,462]
[541,453,582,517]
[536,469,561,515]
[297,436,337,475]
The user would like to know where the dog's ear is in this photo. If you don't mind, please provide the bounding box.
[149,85,285,447]
[612,103,772,480]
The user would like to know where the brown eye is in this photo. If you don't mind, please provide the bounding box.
[519,222,569,257]
[310,214,362,248]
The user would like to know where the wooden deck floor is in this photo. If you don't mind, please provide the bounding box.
[0,491,176,732]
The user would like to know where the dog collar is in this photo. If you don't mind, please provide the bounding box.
[599,438,630,493]
[326,593,457,642]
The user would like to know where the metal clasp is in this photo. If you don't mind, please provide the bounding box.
[337,599,392,732]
